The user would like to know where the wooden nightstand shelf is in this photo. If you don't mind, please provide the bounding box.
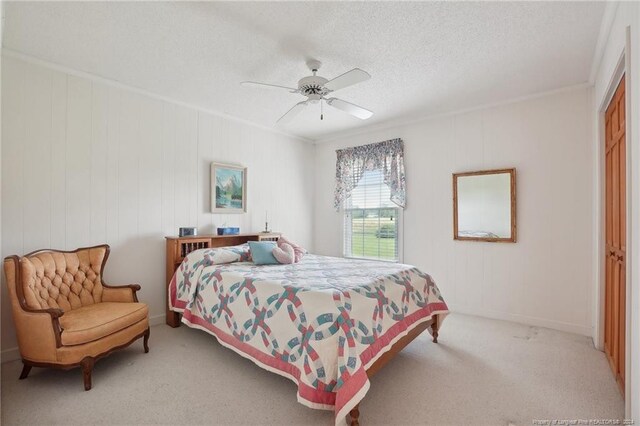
[165,233,280,327]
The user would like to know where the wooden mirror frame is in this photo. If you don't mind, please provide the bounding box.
[452,168,517,243]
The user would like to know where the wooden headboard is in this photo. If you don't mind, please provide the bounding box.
[165,233,279,327]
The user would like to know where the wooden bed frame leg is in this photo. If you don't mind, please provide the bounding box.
[349,404,360,426]
[431,316,439,343]
[166,311,181,328]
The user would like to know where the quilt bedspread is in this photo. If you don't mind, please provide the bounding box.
[169,246,448,425]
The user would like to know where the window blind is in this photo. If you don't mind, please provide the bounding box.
[343,169,400,262]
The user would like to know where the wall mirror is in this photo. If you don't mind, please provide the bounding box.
[453,168,516,242]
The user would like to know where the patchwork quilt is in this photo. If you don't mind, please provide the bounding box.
[169,245,448,425]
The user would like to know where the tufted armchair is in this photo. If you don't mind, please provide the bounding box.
[4,244,150,390]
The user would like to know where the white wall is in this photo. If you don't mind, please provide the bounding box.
[0,55,315,360]
[591,1,639,418]
[314,87,593,336]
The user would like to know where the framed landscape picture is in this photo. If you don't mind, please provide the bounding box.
[211,162,247,213]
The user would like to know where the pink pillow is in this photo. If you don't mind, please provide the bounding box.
[272,243,295,264]
[278,236,307,262]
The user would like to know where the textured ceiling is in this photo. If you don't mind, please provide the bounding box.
[3,1,604,141]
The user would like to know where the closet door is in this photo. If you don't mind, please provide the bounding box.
[604,75,625,395]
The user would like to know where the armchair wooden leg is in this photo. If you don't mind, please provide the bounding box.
[143,328,150,353]
[349,404,360,426]
[19,362,32,380]
[80,357,95,391]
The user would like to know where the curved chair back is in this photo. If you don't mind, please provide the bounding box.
[16,245,108,312]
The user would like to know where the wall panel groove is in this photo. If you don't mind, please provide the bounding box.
[1,55,314,356]
[314,87,594,336]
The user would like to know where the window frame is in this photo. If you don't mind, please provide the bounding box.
[342,198,404,263]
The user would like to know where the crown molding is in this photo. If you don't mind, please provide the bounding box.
[1,48,314,144]
[3,47,595,146]
[315,82,592,144]
[589,1,619,84]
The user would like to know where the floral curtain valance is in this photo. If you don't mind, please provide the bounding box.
[334,138,406,210]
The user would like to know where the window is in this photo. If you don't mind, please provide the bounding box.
[343,169,402,262]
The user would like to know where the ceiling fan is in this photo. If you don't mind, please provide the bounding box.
[241,60,373,124]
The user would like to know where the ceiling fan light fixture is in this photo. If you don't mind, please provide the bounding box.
[241,60,373,124]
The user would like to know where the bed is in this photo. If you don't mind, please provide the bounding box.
[167,241,448,425]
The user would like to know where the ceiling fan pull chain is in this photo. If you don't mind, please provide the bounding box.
[321,100,324,120]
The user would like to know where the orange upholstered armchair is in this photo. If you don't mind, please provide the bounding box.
[3,244,150,390]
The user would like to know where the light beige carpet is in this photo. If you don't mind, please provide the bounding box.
[1,313,624,425]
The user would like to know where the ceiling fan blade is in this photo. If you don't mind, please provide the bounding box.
[324,68,371,92]
[326,98,373,120]
[240,81,298,93]
[277,101,309,124]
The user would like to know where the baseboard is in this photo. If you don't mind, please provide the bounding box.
[1,313,168,364]
[1,310,592,364]
[152,307,591,337]
[149,314,166,327]
[451,305,593,337]
[1,347,20,363]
